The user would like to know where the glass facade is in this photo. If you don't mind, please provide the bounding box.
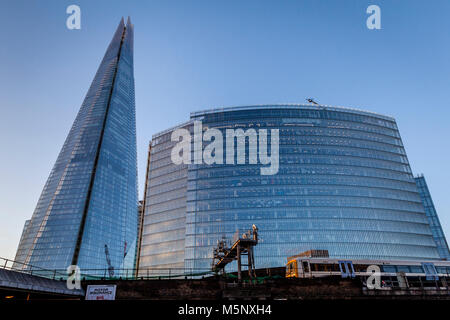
[415,175,450,260]
[139,122,192,273]
[14,18,138,275]
[140,105,441,274]
[13,219,31,266]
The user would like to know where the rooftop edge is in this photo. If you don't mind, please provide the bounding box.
[190,104,395,122]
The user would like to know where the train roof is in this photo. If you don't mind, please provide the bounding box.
[288,257,450,266]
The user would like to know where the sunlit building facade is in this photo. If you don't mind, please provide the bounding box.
[14,18,139,275]
[139,123,192,273]
[415,175,450,260]
[139,105,442,274]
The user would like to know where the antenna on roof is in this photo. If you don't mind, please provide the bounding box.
[306,98,319,105]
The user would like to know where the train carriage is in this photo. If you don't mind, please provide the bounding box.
[286,257,450,289]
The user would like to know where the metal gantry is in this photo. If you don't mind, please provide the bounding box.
[212,225,259,282]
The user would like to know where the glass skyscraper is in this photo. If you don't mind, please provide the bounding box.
[415,175,450,260]
[14,18,138,275]
[139,122,192,273]
[139,105,443,274]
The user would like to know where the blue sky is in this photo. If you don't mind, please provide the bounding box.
[0,0,449,260]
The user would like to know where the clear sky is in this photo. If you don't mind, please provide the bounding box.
[0,0,449,260]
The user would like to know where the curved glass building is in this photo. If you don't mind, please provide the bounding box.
[139,105,441,274]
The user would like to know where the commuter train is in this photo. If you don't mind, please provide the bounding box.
[286,257,450,282]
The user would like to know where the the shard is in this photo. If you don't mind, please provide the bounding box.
[14,18,138,275]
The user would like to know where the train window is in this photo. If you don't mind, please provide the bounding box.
[314,263,331,272]
[409,266,423,273]
[397,266,410,273]
[302,261,309,273]
[287,261,297,276]
[322,264,333,272]
[381,266,396,273]
[353,264,369,272]
[436,267,447,274]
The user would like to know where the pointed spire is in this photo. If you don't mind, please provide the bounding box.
[126,16,134,31]
[117,17,125,31]
[110,17,125,43]
[101,18,126,60]
[123,16,134,51]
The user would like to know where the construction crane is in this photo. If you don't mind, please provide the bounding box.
[104,244,115,277]
[212,225,259,282]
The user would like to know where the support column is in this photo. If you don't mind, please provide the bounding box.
[248,248,253,279]
[237,244,241,282]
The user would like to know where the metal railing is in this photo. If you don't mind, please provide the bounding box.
[0,257,214,281]
[1,257,68,280]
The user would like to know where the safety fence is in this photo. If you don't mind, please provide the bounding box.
[0,257,214,280]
